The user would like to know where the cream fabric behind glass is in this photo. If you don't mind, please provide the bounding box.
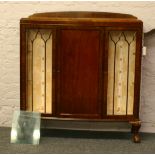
[107,31,136,115]
[27,29,52,114]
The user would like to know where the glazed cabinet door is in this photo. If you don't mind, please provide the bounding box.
[25,29,55,115]
[56,29,103,118]
[106,29,142,118]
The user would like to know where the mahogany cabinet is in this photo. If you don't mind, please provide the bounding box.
[20,12,143,142]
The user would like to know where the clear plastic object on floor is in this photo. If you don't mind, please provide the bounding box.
[10,110,41,145]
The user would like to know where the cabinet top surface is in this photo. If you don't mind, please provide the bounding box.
[20,11,142,26]
[28,11,137,19]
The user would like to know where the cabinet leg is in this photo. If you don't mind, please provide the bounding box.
[130,121,141,143]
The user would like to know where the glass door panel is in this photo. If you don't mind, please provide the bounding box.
[107,31,136,115]
[26,29,52,114]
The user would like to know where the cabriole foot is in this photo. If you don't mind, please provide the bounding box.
[130,120,141,143]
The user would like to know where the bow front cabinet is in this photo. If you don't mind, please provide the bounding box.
[20,12,143,142]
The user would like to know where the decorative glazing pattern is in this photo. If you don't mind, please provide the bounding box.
[27,29,52,114]
[107,31,136,115]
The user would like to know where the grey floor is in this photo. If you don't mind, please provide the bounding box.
[0,127,155,154]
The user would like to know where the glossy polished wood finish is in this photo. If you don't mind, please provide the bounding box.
[21,12,142,27]
[57,29,101,118]
[20,12,143,142]
[28,11,137,19]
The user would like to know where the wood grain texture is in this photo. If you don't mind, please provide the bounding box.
[57,29,101,118]
[20,11,142,28]
[28,11,137,19]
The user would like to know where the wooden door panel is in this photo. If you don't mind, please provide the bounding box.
[58,29,101,118]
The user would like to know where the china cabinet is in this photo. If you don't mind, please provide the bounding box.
[20,12,143,142]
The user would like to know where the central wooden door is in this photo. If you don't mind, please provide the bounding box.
[56,29,102,118]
